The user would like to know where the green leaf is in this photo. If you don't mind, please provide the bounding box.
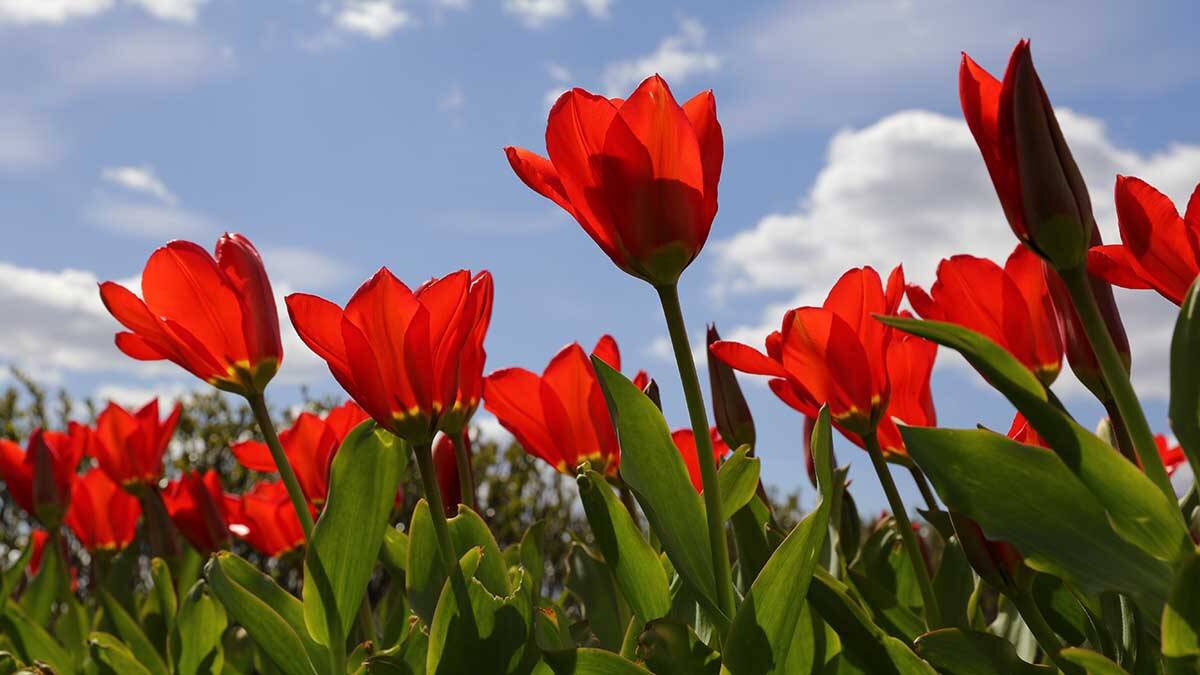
[882,315,1190,564]
[366,624,428,674]
[717,446,760,522]
[20,533,63,627]
[173,581,227,675]
[0,537,34,617]
[722,406,832,675]
[520,520,547,598]
[635,618,720,675]
[730,502,771,592]
[1031,574,1093,647]
[0,602,72,674]
[899,425,1173,613]
[304,420,406,646]
[1060,647,1128,675]
[425,560,534,674]
[849,522,924,641]
[542,648,655,675]
[446,506,512,598]
[592,358,719,616]
[565,543,631,652]
[381,527,409,578]
[914,628,1054,674]
[98,590,170,675]
[1163,548,1200,657]
[89,632,153,675]
[577,469,671,623]
[932,536,974,630]
[204,553,319,675]
[1169,278,1200,472]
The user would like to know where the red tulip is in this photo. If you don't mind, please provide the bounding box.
[65,468,141,552]
[960,41,1093,270]
[907,244,1062,384]
[163,470,231,554]
[670,427,730,492]
[440,273,494,436]
[875,324,939,456]
[287,269,491,444]
[225,481,310,557]
[0,424,89,527]
[1089,176,1200,305]
[483,335,634,475]
[28,529,50,575]
[1156,435,1187,477]
[432,432,467,516]
[506,75,723,286]
[99,234,283,396]
[710,266,905,439]
[90,399,181,488]
[230,401,369,506]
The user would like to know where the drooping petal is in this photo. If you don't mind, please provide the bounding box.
[1113,175,1200,304]
[230,440,278,473]
[504,147,575,214]
[1088,245,1154,290]
[708,341,787,378]
[483,368,562,470]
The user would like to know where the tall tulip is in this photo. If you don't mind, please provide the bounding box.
[65,469,141,553]
[90,399,181,488]
[670,427,730,493]
[163,470,232,554]
[0,424,88,528]
[225,481,309,557]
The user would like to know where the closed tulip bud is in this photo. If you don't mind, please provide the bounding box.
[706,324,755,452]
[432,432,466,516]
[641,376,662,411]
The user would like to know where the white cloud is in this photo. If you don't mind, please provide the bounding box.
[578,0,609,18]
[56,28,234,91]
[85,197,214,239]
[0,113,63,173]
[262,246,349,290]
[601,16,719,96]
[713,108,1200,399]
[504,0,607,28]
[0,0,112,24]
[334,0,412,39]
[101,165,177,204]
[128,0,207,22]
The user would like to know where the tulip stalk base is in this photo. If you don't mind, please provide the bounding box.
[247,394,315,539]
[1058,268,1176,502]
[451,433,476,511]
[414,440,479,635]
[864,433,943,629]
[656,283,736,623]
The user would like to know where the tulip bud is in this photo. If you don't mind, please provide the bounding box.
[640,377,663,411]
[706,324,756,452]
[950,512,1025,593]
[432,433,465,517]
[30,431,65,528]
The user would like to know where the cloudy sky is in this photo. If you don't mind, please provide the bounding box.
[2,0,1199,511]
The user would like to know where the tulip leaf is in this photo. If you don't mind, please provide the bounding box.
[932,535,974,630]
[722,406,832,675]
[381,527,409,578]
[173,581,227,675]
[635,618,721,675]
[565,542,631,651]
[1170,278,1200,472]
[21,534,64,627]
[98,590,170,675]
[899,425,1172,614]
[0,535,35,614]
[1163,548,1200,657]
[542,647,655,675]
[914,628,1054,674]
[577,469,671,623]
[0,602,72,675]
[1059,648,1127,675]
[304,420,406,646]
[881,315,1190,565]
[592,357,720,618]
[150,558,177,652]
[716,445,760,522]
[520,520,547,598]
[447,505,512,598]
[205,553,319,675]
[89,632,153,675]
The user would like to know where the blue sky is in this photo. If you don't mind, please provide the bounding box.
[2,0,1199,512]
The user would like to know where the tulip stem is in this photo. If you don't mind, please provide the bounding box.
[908,467,940,513]
[864,432,943,629]
[1009,589,1078,674]
[1059,268,1176,502]
[413,439,479,635]
[137,486,181,559]
[656,283,736,623]
[246,394,315,540]
[450,432,476,511]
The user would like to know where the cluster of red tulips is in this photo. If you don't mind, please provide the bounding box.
[2,39,1200,675]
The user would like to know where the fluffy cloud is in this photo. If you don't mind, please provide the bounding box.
[334,0,412,39]
[601,16,718,96]
[503,0,607,29]
[101,165,177,204]
[0,113,63,173]
[88,165,213,238]
[712,108,1200,398]
[128,0,206,22]
[0,0,206,24]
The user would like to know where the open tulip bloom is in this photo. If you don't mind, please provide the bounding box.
[90,399,182,489]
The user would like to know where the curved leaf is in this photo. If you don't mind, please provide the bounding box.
[914,629,1054,674]
[408,500,511,628]
[89,632,153,675]
[1163,548,1200,657]
[717,446,760,522]
[98,590,170,675]
[1169,278,1200,473]
[565,543,630,651]
[635,618,720,675]
[1059,648,1128,675]
[174,581,227,675]
[543,648,654,675]
[425,558,534,674]
[0,602,72,674]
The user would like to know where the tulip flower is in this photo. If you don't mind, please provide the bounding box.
[0,424,89,527]
[287,269,492,445]
[225,481,311,557]
[875,326,939,456]
[670,427,730,492]
[230,401,369,506]
[1089,176,1200,305]
[1156,435,1187,477]
[706,324,755,451]
[99,233,283,396]
[907,244,1062,385]
[440,273,494,436]
[483,335,638,475]
[65,469,141,552]
[432,432,466,516]
[28,529,50,575]
[163,470,232,554]
[89,399,181,488]
[960,40,1094,271]
[710,266,905,438]
[505,75,722,287]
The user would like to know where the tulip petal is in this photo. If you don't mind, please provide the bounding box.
[708,341,787,378]
[767,378,816,416]
[483,368,561,469]
[682,90,723,225]
[590,334,621,371]
[1004,245,1063,379]
[216,233,282,366]
[960,51,1026,237]
[286,293,351,373]
[504,147,575,214]
[542,343,605,468]
[545,89,623,258]
[1114,175,1200,304]
[343,269,422,415]
[0,439,33,514]
[230,440,278,473]
[114,332,167,360]
[780,307,874,427]
[1087,245,1153,289]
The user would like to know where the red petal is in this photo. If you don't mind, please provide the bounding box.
[504,146,575,214]
[960,48,1026,237]
[682,89,723,226]
[483,368,561,469]
[780,307,875,427]
[286,293,352,374]
[343,269,422,416]
[590,334,621,371]
[541,343,605,469]
[230,440,277,473]
[216,233,282,367]
[1087,245,1153,290]
[708,341,786,377]
[767,378,817,415]
[1113,175,1200,304]
[1004,244,1063,380]
[114,332,167,360]
[0,439,33,514]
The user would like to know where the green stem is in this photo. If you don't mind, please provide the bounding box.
[656,283,736,623]
[1009,589,1078,673]
[1059,268,1176,501]
[137,485,181,559]
[356,596,378,650]
[908,466,939,513]
[864,432,943,628]
[246,394,315,540]
[450,432,476,511]
[414,440,478,635]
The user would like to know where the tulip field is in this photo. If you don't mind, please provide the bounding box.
[4,38,1200,675]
